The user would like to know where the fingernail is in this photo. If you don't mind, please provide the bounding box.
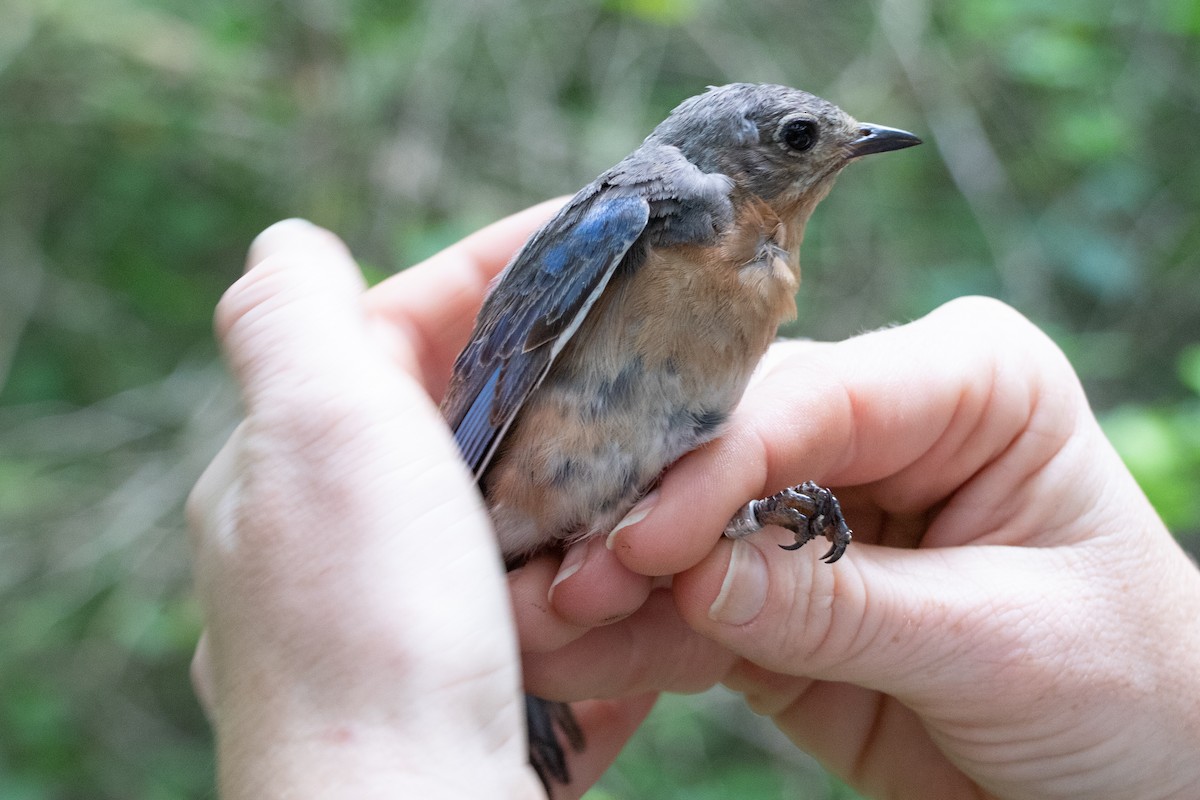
[607,490,659,549]
[548,541,587,602]
[708,539,768,625]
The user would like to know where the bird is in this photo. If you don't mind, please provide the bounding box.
[439,82,921,792]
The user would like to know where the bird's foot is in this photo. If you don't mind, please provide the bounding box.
[723,480,852,563]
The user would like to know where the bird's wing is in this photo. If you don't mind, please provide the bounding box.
[441,143,736,480]
[441,188,651,479]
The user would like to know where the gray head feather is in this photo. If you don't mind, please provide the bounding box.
[645,83,863,201]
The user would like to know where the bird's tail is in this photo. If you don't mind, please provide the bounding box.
[526,694,585,793]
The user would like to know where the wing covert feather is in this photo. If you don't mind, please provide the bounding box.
[440,143,736,480]
[442,192,649,477]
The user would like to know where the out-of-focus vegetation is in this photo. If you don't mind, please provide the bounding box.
[1,0,1197,797]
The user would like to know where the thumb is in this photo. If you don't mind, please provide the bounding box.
[673,535,1091,714]
[216,218,386,405]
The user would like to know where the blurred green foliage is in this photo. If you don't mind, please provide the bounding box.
[0,0,1196,797]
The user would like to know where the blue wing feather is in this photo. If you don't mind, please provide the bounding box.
[442,191,651,478]
[454,365,502,471]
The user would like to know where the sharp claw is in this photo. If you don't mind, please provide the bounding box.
[729,481,853,563]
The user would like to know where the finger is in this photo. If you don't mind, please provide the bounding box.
[608,297,1077,576]
[523,591,735,702]
[548,538,654,627]
[184,421,243,555]
[509,541,653,654]
[215,219,396,406]
[363,198,567,399]
[509,555,590,654]
[673,534,1095,718]
[740,677,979,798]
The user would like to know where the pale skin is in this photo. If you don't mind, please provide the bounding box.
[189,203,1200,799]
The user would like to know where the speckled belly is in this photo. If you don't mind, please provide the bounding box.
[482,239,797,559]
[483,347,748,558]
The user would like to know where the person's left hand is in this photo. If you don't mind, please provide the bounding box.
[188,210,650,798]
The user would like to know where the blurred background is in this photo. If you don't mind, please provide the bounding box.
[2,0,1198,797]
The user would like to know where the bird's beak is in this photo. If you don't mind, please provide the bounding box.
[847,123,922,159]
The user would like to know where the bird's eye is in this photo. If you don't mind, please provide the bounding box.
[780,118,818,152]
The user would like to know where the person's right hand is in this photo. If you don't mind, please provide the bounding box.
[517,297,1200,800]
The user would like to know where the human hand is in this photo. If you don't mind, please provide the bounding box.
[518,297,1200,799]
[187,209,648,798]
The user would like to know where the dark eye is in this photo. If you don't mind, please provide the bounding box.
[780,119,818,152]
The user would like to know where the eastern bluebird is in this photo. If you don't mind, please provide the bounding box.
[439,82,920,790]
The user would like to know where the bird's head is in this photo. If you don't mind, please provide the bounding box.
[648,83,920,213]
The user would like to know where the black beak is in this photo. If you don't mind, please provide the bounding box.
[847,123,922,159]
